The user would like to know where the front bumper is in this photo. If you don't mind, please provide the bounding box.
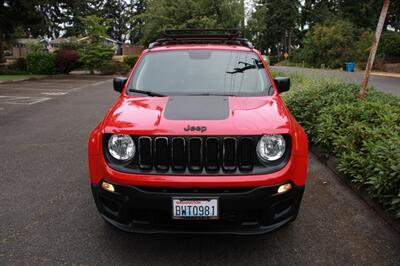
[91,181,305,235]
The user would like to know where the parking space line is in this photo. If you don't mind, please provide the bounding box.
[41,92,68,96]
[0,96,51,105]
[0,87,69,92]
[70,79,112,92]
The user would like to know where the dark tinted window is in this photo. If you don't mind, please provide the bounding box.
[127,50,273,96]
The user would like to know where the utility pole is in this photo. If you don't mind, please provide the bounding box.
[358,0,391,99]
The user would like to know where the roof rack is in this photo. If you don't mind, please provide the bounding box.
[148,29,253,49]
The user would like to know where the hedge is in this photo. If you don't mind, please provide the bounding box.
[123,55,139,67]
[278,73,400,218]
[26,51,56,74]
[99,61,131,75]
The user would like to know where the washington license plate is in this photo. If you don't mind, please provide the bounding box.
[172,198,219,220]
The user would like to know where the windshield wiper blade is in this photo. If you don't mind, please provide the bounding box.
[128,89,165,97]
[189,93,236,96]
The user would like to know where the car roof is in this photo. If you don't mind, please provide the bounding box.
[147,44,255,53]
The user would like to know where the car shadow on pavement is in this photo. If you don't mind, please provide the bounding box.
[97,218,298,265]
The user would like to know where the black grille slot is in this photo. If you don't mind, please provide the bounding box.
[205,137,219,171]
[189,137,202,171]
[171,137,185,171]
[138,137,152,169]
[154,137,169,171]
[239,137,254,171]
[223,137,237,171]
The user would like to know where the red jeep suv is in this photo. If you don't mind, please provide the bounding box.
[88,29,308,234]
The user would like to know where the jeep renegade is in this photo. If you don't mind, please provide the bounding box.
[88,29,308,234]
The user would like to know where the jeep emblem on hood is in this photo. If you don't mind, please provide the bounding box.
[184,125,207,132]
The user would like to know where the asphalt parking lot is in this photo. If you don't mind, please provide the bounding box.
[0,76,399,265]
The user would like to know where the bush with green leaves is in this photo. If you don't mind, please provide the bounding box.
[281,73,400,218]
[99,62,130,75]
[26,51,56,74]
[379,31,400,60]
[79,44,113,74]
[6,58,27,73]
[290,20,357,68]
[123,55,139,67]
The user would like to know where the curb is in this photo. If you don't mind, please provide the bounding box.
[0,74,113,84]
[370,72,400,78]
[0,75,48,84]
[310,145,400,235]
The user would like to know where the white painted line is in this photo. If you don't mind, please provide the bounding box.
[0,87,68,92]
[70,79,111,92]
[0,96,51,105]
[41,92,68,96]
[90,80,111,86]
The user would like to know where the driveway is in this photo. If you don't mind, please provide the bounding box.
[0,76,399,265]
[271,66,400,97]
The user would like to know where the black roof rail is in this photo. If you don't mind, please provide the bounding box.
[148,29,253,49]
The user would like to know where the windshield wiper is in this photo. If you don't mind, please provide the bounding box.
[128,89,165,97]
[189,93,236,96]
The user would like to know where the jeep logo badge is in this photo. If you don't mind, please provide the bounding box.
[184,125,207,132]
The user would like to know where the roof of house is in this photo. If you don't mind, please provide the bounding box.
[50,37,73,44]
[15,38,46,44]
[77,36,122,44]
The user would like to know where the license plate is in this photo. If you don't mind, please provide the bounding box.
[172,198,219,220]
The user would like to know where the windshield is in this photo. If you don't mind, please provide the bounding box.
[127,50,273,96]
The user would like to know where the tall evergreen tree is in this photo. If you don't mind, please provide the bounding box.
[139,0,243,44]
[247,0,300,55]
[0,0,45,62]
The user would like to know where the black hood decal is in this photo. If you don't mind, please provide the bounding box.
[164,96,229,120]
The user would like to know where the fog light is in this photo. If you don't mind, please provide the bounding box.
[277,183,292,194]
[102,181,115,193]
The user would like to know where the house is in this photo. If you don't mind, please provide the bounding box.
[122,44,144,56]
[77,36,122,55]
[12,38,47,58]
[49,37,77,52]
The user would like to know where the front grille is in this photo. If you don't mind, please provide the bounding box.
[104,135,291,175]
[139,136,254,173]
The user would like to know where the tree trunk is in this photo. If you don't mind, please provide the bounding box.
[359,0,391,99]
[0,30,5,63]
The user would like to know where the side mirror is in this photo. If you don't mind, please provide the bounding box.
[273,77,290,93]
[113,77,128,93]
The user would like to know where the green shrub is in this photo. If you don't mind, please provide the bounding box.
[315,101,400,155]
[291,20,357,68]
[284,79,399,141]
[0,66,26,75]
[26,51,56,74]
[59,41,82,51]
[352,31,374,63]
[123,55,139,67]
[379,31,400,58]
[79,44,113,74]
[99,62,130,75]
[281,73,400,218]
[7,58,27,72]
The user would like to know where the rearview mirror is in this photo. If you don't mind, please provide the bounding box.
[113,77,128,93]
[273,77,290,94]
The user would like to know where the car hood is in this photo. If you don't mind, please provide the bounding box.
[102,96,291,135]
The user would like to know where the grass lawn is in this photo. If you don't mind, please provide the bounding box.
[0,75,44,81]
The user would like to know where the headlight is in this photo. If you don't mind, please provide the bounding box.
[108,134,135,161]
[257,134,286,162]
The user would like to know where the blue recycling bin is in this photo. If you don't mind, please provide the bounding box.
[344,62,355,72]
